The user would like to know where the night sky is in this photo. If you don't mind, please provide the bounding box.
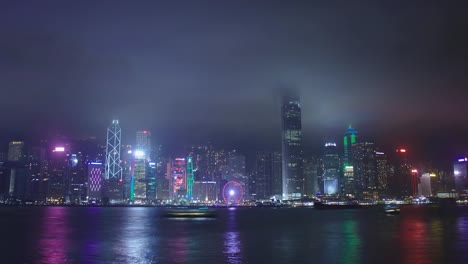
[1,1,467,162]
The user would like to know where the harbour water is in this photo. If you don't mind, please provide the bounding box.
[1,205,467,263]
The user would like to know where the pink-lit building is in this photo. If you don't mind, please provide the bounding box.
[170,158,186,200]
[87,162,104,201]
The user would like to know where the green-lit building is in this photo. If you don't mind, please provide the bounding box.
[342,126,358,195]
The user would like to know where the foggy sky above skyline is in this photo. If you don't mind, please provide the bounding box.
[1,0,467,162]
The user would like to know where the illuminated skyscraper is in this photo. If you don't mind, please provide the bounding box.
[418,173,432,197]
[281,95,303,199]
[454,158,468,193]
[352,142,376,196]
[105,120,123,202]
[343,126,358,166]
[105,120,122,180]
[170,158,187,200]
[136,130,151,159]
[147,162,156,200]
[186,156,194,199]
[375,151,389,193]
[303,156,321,196]
[272,152,282,197]
[47,146,68,202]
[255,152,273,199]
[133,157,147,200]
[187,145,209,181]
[323,143,340,195]
[8,141,25,162]
[87,162,104,201]
[192,181,217,202]
[342,126,358,195]
[390,148,412,197]
[227,150,248,198]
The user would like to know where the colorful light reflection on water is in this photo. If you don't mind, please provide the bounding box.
[38,207,69,264]
[0,206,467,263]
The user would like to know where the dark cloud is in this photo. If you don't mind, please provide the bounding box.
[0,0,467,161]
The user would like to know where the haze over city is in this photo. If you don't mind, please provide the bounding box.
[1,0,467,163]
[2,1,468,264]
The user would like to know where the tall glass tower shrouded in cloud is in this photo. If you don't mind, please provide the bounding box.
[281,95,304,199]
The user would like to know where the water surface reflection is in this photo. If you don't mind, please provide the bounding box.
[224,209,244,264]
[38,207,69,264]
[0,206,468,263]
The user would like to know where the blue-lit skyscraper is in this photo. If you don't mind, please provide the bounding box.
[323,143,340,195]
[105,120,123,202]
[105,120,122,180]
[281,94,303,199]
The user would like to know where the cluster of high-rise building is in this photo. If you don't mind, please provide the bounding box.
[0,95,465,205]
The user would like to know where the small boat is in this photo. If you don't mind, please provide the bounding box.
[314,202,362,210]
[384,204,400,214]
[163,208,217,218]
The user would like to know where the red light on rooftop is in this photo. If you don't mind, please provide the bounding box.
[119,178,123,183]
[143,130,147,134]
[400,149,406,153]
[411,169,418,173]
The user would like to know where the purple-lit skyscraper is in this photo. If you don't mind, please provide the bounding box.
[87,162,104,201]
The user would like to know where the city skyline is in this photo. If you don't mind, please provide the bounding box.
[1,1,467,163]
[1,2,468,263]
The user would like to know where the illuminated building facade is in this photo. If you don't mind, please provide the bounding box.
[303,157,320,196]
[255,152,273,199]
[352,142,376,196]
[226,150,248,198]
[281,95,303,199]
[192,181,217,202]
[105,120,123,202]
[87,162,104,201]
[272,152,282,197]
[147,162,156,200]
[121,145,133,200]
[105,120,122,180]
[342,126,357,195]
[187,145,209,181]
[8,141,25,162]
[0,162,29,200]
[323,143,340,195]
[171,158,186,200]
[375,151,389,192]
[68,153,87,204]
[136,130,151,159]
[155,157,170,200]
[133,157,147,200]
[418,173,432,197]
[47,146,68,202]
[186,156,194,199]
[454,158,468,192]
[391,148,412,197]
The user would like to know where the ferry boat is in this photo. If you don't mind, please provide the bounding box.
[314,202,362,210]
[384,204,400,214]
[163,207,217,218]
